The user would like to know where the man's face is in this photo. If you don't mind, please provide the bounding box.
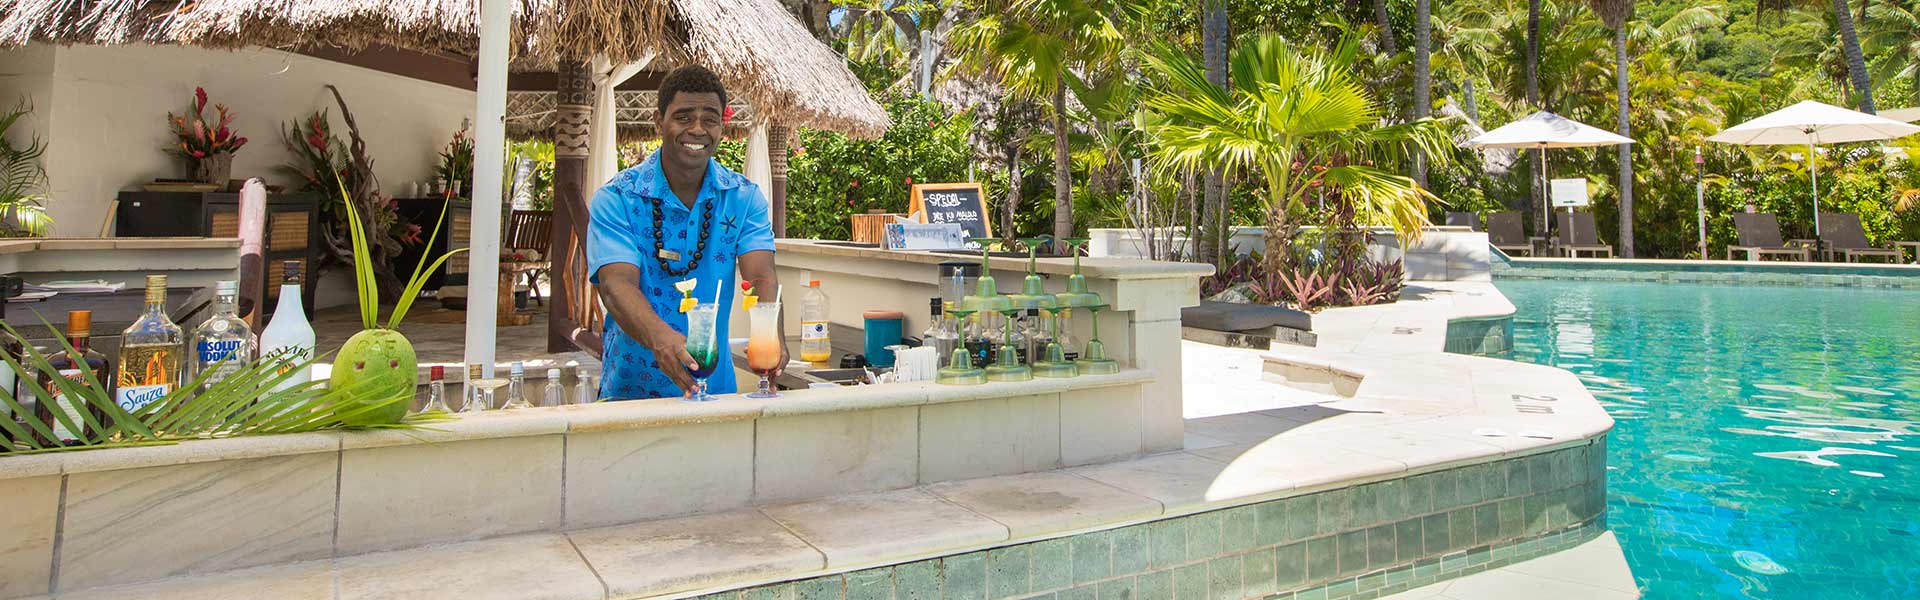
[658,91,724,175]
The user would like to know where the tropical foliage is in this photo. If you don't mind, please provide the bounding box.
[1140,32,1451,279]
[0,101,50,237]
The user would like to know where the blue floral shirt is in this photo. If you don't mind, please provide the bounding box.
[587,151,775,400]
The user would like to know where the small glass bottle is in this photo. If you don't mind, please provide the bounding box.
[501,361,532,410]
[1056,308,1080,362]
[964,314,992,368]
[574,374,598,405]
[542,368,564,407]
[462,363,487,413]
[421,365,450,413]
[923,298,957,369]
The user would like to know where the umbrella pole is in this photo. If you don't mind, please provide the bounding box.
[1808,142,1821,252]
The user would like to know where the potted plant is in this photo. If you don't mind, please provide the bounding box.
[167,87,248,185]
[436,120,474,198]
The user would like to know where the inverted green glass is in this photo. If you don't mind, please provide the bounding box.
[936,306,986,385]
[1075,303,1120,375]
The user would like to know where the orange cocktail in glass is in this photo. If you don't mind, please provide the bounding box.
[745,302,783,398]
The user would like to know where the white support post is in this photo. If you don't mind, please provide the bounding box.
[465,0,509,372]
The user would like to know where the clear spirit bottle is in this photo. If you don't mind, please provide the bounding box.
[420,365,450,413]
[258,261,315,392]
[191,280,257,393]
[542,368,564,407]
[501,361,532,409]
[117,275,183,413]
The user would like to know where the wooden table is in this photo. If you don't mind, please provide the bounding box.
[497,261,549,326]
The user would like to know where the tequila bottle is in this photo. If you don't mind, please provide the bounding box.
[191,280,257,393]
[117,275,183,413]
[37,310,110,446]
[258,261,315,391]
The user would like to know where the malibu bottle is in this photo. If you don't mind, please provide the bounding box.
[36,310,110,446]
[117,274,184,414]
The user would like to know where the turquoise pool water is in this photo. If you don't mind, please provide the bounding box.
[1496,279,1920,599]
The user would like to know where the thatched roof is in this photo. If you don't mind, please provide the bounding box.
[0,0,889,137]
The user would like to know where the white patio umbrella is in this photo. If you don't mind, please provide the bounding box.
[1707,100,1920,237]
[1464,111,1633,236]
[1879,107,1920,123]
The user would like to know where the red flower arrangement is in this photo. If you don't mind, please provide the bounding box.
[167,87,247,159]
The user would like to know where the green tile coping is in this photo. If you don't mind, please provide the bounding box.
[1496,257,1920,288]
[715,446,1606,600]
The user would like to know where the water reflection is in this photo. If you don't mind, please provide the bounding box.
[1495,279,1920,600]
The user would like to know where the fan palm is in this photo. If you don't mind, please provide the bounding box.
[1139,33,1452,283]
[0,102,50,237]
[950,0,1149,243]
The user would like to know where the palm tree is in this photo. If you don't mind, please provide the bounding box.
[1526,0,1545,231]
[951,0,1146,243]
[1863,0,1920,107]
[1139,33,1452,281]
[1199,0,1230,264]
[1413,0,1432,187]
[1373,0,1399,57]
[1760,0,1877,112]
[1586,0,1635,257]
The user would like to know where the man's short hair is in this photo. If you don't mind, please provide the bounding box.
[657,66,729,112]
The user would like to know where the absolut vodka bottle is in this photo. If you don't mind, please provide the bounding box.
[191,280,257,392]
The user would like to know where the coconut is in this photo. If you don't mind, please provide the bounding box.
[330,328,417,426]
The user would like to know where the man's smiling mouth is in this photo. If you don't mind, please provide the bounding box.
[683,142,708,151]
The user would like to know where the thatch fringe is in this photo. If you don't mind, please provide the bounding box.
[0,0,888,137]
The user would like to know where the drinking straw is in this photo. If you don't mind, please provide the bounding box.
[773,284,784,305]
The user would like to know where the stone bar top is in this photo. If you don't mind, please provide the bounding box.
[773,239,1216,281]
[0,370,1154,481]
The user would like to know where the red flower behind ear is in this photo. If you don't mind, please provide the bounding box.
[722,106,735,123]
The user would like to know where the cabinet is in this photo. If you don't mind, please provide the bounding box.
[114,191,320,317]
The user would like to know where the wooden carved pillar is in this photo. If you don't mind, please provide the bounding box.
[550,60,598,354]
[768,123,790,237]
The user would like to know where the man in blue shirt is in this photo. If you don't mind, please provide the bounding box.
[587,66,783,400]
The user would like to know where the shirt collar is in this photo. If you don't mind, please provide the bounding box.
[625,150,744,210]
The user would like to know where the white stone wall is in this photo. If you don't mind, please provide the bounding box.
[0,44,475,237]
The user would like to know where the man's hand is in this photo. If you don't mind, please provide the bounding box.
[639,321,699,397]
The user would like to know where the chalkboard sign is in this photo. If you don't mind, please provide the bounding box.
[909,183,991,240]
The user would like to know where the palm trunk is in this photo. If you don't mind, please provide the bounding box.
[1412,0,1431,187]
[1373,0,1398,56]
[1832,0,1877,113]
[1527,0,1544,234]
[1199,0,1229,265]
[1052,78,1073,243]
[1005,144,1022,242]
[1613,25,1634,258]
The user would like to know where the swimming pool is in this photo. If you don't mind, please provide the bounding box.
[1496,279,1919,599]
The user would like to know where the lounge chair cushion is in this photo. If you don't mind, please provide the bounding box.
[1182,300,1312,333]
